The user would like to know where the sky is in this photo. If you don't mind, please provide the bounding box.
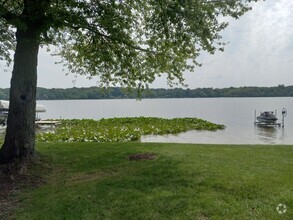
[1,0,293,89]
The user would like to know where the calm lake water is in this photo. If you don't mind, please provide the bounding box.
[38,97,293,145]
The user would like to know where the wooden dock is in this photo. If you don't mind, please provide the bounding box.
[35,120,61,127]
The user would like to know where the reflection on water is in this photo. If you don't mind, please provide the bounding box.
[255,126,278,144]
[141,126,289,145]
[254,126,285,144]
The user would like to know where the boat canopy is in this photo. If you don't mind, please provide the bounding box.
[0,100,46,112]
[36,104,46,112]
[0,100,9,110]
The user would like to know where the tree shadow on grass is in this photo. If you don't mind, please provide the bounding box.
[0,155,51,219]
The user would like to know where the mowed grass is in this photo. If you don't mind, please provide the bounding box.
[13,143,293,219]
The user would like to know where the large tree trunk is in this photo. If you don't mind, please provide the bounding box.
[0,28,39,163]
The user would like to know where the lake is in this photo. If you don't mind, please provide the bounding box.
[37,97,293,145]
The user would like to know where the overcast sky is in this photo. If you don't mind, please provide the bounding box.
[1,0,292,89]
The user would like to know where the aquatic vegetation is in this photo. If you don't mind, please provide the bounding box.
[36,117,225,142]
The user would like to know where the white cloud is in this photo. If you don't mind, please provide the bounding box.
[176,0,293,88]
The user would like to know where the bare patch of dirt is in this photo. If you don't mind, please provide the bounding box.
[67,170,118,185]
[128,152,157,161]
[0,155,50,219]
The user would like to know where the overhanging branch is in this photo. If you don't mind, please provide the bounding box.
[63,20,155,54]
[88,26,153,54]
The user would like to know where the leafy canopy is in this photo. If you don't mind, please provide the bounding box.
[0,0,258,88]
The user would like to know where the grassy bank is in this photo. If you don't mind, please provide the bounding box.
[9,142,293,219]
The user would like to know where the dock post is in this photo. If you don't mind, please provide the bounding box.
[281,107,287,128]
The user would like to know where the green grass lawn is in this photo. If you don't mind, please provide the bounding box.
[11,142,293,219]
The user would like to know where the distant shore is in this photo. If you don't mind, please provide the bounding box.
[1,85,293,100]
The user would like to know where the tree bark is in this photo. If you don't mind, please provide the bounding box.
[0,28,39,163]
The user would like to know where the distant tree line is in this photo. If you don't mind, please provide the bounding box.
[0,85,292,100]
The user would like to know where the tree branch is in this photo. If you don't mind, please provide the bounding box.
[0,6,23,27]
[63,20,154,54]
[87,25,154,54]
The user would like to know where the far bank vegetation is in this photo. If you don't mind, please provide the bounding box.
[0,85,292,100]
